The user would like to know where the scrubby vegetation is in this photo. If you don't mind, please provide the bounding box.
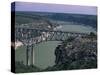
[15,61,41,73]
[44,33,97,71]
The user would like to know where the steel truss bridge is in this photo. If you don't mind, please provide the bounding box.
[15,26,88,66]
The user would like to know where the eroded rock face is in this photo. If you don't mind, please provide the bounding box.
[54,37,97,70]
[55,45,67,65]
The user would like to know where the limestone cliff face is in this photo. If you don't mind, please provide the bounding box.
[45,36,97,71]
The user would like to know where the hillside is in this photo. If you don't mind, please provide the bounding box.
[15,11,97,29]
[44,34,97,71]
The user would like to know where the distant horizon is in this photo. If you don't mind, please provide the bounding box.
[12,2,97,15]
[15,11,97,16]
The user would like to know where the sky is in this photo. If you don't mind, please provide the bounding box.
[12,2,97,15]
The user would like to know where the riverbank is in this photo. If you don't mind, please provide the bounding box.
[15,41,23,49]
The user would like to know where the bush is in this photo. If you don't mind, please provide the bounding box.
[15,61,41,73]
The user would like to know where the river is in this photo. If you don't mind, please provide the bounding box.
[15,24,96,69]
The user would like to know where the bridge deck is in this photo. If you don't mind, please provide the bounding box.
[15,26,89,35]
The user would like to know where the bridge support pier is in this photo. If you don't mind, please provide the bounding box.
[26,45,34,66]
[31,44,34,65]
[26,45,29,66]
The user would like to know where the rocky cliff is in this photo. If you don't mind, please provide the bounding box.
[44,35,97,71]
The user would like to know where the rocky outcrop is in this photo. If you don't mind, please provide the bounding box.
[45,36,97,71]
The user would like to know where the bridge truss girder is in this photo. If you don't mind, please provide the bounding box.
[15,27,88,65]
